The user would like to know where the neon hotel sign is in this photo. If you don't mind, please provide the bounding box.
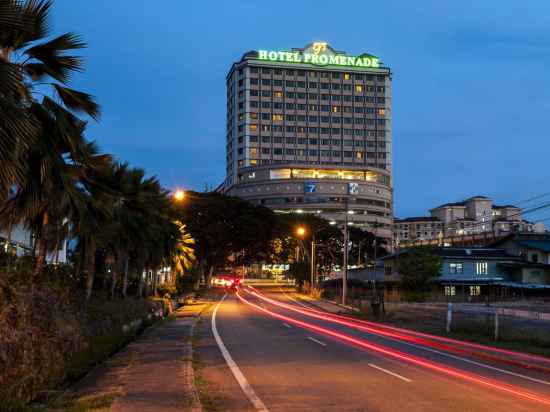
[257,42,380,69]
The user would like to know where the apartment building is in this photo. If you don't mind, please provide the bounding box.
[395,196,545,245]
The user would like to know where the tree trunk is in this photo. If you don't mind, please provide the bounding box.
[136,258,145,299]
[110,255,118,300]
[206,266,214,289]
[85,238,96,301]
[33,212,49,277]
[122,252,129,298]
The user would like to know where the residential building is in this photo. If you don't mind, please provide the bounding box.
[394,196,546,245]
[0,224,67,264]
[223,42,393,244]
[382,246,550,300]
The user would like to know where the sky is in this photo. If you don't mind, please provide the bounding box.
[52,1,550,221]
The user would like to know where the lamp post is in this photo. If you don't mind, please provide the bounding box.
[296,225,319,293]
[343,201,349,306]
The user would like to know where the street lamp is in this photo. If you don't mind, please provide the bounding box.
[295,225,323,294]
[172,189,185,202]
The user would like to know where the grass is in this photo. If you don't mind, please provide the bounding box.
[349,305,550,358]
[191,305,221,412]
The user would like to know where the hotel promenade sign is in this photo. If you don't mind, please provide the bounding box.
[257,42,381,69]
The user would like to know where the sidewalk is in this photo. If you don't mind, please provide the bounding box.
[61,300,209,412]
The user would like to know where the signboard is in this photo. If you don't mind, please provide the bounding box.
[257,42,380,69]
[348,182,359,195]
[304,182,317,193]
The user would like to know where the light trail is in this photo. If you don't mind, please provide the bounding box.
[237,291,550,407]
[247,287,550,368]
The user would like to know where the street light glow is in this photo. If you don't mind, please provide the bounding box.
[173,190,185,201]
[296,226,306,237]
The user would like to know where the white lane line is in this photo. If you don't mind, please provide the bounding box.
[283,323,292,328]
[369,363,412,382]
[212,293,270,412]
[308,336,327,346]
[399,340,550,386]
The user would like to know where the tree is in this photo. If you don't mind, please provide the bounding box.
[397,247,442,292]
[0,0,100,276]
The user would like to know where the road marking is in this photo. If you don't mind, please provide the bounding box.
[279,287,311,309]
[308,336,327,346]
[212,293,270,412]
[283,323,292,328]
[369,363,412,382]
[399,340,550,387]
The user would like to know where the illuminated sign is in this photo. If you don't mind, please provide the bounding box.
[304,182,317,193]
[348,182,359,195]
[257,42,380,69]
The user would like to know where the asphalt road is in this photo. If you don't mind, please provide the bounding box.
[196,286,550,412]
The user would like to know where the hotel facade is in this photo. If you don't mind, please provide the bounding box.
[223,42,393,243]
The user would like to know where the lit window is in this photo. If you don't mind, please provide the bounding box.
[344,73,351,80]
[331,106,339,113]
[469,286,481,296]
[356,151,364,159]
[249,148,258,156]
[475,262,488,275]
[378,108,385,116]
[274,91,283,98]
[450,263,463,274]
[355,85,363,92]
[249,159,257,165]
[249,112,257,119]
[272,114,284,121]
[444,286,456,296]
[249,124,257,132]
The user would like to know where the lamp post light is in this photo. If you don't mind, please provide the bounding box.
[295,225,319,293]
[172,189,185,202]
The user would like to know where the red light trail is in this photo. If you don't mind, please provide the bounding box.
[237,290,550,407]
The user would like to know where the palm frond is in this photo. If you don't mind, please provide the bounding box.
[53,84,100,120]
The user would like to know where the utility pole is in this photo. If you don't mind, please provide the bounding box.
[343,200,349,306]
[311,234,316,290]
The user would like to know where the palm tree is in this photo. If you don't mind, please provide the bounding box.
[170,221,195,284]
[0,0,99,194]
[0,0,101,276]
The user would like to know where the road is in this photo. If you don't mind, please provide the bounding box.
[196,285,550,411]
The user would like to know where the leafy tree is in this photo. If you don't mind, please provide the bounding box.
[397,247,442,292]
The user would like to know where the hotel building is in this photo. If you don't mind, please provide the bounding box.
[223,42,393,243]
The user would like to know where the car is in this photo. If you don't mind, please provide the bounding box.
[212,274,241,289]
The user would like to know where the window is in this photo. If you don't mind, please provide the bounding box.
[469,286,481,296]
[308,82,318,89]
[273,80,283,86]
[378,108,385,116]
[261,79,271,86]
[250,67,258,74]
[249,124,257,132]
[449,263,463,274]
[444,286,456,296]
[249,148,257,156]
[355,85,363,93]
[250,78,259,85]
[286,80,295,87]
[272,114,284,121]
[332,106,340,113]
[344,73,351,80]
[475,262,488,275]
[261,148,270,154]
[332,72,340,79]
[273,148,283,155]
[274,91,283,98]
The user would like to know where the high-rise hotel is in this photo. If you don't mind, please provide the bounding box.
[224,42,393,244]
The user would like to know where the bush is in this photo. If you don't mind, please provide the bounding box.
[0,267,161,408]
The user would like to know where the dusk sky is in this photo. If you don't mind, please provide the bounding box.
[53,1,550,221]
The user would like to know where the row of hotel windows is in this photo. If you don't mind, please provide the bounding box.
[449,262,489,275]
[237,159,389,169]
[244,106,385,115]
[241,128,385,138]
[248,78,385,92]
[247,90,386,102]
[256,196,390,209]
[241,148,386,159]
[246,67,386,81]
[268,168,388,182]
[247,117,385,127]
[246,136,387,147]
